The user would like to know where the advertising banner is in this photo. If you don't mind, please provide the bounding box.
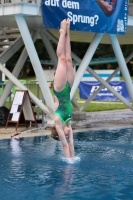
[79,81,130,101]
[42,0,128,34]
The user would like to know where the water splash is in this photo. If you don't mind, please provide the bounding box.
[61,156,81,164]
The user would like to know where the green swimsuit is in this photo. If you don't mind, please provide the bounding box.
[53,82,72,124]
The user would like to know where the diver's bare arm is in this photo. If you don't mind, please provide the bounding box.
[68,127,74,158]
[57,127,71,158]
[53,95,59,111]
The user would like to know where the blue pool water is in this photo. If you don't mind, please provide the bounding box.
[1,128,133,200]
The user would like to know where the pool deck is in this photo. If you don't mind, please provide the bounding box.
[0,109,133,140]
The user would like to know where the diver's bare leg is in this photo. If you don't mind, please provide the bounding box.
[54,19,67,92]
[65,19,74,87]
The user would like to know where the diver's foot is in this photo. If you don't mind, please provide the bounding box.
[59,19,67,34]
[66,19,70,32]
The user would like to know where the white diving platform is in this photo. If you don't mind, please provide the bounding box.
[0,2,133,44]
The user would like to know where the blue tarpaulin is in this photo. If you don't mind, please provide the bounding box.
[79,81,130,101]
[42,0,128,34]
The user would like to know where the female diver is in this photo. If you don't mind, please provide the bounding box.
[51,19,75,159]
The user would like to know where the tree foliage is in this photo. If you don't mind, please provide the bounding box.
[6,39,133,77]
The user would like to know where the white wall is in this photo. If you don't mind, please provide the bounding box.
[81,70,120,81]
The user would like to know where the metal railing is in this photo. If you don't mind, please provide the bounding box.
[0,82,46,125]
[0,0,133,5]
[0,0,41,4]
[0,81,43,106]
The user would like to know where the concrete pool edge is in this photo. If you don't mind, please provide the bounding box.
[0,109,133,140]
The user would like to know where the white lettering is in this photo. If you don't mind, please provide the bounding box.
[90,17,94,27]
[67,11,99,26]
[112,86,122,92]
[62,0,79,9]
[68,11,73,21]
[102,87,108,91]
[62,0,67,8]
[90,86,122,94]
[45,0,50,6]
[67,1,72,8]
[73,14,78,24]
[72,1,79,9]
[90,86,100,93]
[45,0,59,6]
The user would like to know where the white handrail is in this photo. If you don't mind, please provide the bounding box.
[0,0,41,4]
[0,0,132,5]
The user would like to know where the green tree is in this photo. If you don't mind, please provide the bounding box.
[6,40,133,76]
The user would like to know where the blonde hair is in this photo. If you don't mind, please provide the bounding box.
[45,126,59,140]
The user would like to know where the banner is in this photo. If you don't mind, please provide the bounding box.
[79,81,130,101]
[41,0,128,34]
